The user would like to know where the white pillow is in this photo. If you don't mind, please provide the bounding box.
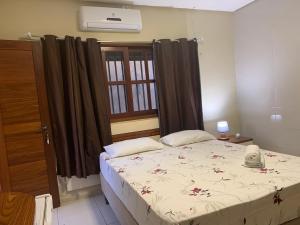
[160,130,216,147]
[104,137,164,158]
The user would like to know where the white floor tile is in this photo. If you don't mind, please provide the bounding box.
[57,197,107,225]
[108,222,121,225]
[52,208,59,225]
[92,195,119,225]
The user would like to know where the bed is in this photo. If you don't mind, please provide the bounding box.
[100,139,300,225]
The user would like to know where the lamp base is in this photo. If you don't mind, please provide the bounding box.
[218,133,230,140]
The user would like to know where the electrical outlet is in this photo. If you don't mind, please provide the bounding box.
[270,114,282,121]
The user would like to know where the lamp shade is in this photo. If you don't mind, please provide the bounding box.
[217,121,229,133]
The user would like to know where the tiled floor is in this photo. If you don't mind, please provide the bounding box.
[52,194,120,225]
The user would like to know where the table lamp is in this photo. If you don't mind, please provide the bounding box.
[217,121,230,140]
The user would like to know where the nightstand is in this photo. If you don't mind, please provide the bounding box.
[221,135,253,146]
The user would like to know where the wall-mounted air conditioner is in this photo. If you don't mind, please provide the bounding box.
[79,6,142,33]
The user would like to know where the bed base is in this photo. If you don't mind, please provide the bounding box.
[100,174,139,225]
[100,173,300,225]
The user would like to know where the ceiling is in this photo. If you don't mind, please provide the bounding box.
[84,0,256,12]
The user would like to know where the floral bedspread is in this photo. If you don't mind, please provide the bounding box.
[100,140,300,225]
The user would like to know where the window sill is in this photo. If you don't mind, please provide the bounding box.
[110,113,158,123]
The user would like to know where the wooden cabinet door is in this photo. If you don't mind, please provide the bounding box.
[0,40,60,207]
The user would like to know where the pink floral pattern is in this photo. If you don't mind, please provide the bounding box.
[117,168,125,173]
[181,146,192,150]
[101,140,300,225]
[259,168,280,174]
[178,155,186,159]
[152,168,167,175]
[273,187,283,205]
[131,156,143,160]
[141,186,152,195]
[211,154,225,159]
[189,187,211,197]
[266,153,277,157]
[213,168,224,173]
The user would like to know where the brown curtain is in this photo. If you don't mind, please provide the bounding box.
[153,38,204,137]
[42,35,112,178]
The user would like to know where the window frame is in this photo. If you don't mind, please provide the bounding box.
[101,43,158,122]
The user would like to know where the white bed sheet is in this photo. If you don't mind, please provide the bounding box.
[100,140,300,225]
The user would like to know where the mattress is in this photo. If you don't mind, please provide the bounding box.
[100,140,300,225]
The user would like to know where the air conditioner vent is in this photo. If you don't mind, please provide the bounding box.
[79,6,142,33]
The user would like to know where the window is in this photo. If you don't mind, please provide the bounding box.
[101,45,158,121]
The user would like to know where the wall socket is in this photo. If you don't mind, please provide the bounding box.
[270,114,282,121]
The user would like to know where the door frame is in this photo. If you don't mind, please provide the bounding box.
[0,40,60,207]
[0,112,10,191]
[32,41,60,208]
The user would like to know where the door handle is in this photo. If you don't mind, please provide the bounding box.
[42,125,50,145]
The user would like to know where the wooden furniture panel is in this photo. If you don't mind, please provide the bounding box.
[0,50,36,82]
[0,113,10,192]
[112,128,160,142]
[0,83,38,104]
[32,41,60,207]
[225,135,253,144]
[0,192,35,225]
[0,40,32,50]
[0,40,60,207]
[9,160,49,195]
[6,132,45,166]
[3,121,41,136]
[0,99,40,125]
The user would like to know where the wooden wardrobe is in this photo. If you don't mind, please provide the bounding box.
[0,40,59,207]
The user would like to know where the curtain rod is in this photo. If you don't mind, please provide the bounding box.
[153,37,204,43]
[22,32,204,44]
[21,32,151,44]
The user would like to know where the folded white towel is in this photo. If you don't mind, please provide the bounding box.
[244,145,265,168]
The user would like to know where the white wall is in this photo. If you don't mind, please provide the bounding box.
[0,0,240,136]
[187,11,239,134]
[0,0,240,199]
[235,0,300,156]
